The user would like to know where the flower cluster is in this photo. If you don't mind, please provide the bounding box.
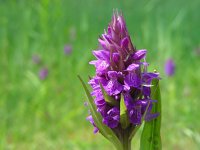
[88,12,159,132]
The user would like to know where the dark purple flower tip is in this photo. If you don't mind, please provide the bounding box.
[132,49,147,60]
[32,54,41,64]
[121,37,129,49]
[111,11,127,35]
[112,53,120,63]
[97,11,132,53]
[98,35,113,51]
[165,58,175,77]
[103,107,120,128]
[64,45,72,55]
[39,68,48,80]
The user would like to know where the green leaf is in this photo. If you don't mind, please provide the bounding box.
[120,94,130,129]
[99,83,118,106]
[140,79,162,150]
[78,76,123,150]
[129,125,140,140]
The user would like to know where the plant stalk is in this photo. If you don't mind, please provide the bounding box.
[121,128,131,150]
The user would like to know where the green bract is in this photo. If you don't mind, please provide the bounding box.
[140,79,162,150]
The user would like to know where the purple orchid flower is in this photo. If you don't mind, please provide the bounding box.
[64,45,72,55]
[87,11,160,132]
[39,68,48,80]
[165,58,175,77]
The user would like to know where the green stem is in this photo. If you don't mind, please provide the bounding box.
[122,129,131,150]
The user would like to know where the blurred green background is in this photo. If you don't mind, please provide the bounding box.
[1,0,200,149]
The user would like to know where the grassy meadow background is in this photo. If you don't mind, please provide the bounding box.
[0,0,200,149]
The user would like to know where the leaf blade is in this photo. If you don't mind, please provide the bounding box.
[140,79,162,150]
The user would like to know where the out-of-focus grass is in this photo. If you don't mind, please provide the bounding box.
[0,0,200,149]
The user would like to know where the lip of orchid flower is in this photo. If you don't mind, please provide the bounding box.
[102,107,120,128]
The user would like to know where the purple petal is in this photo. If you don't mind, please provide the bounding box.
[86,115,99,133]
[89,60,109,75]
[132,49,147,60]
[112,53,120,63]
[126,63,140,72]
[91,89,103,99]
[108,71,119,78]
[123,92,134,109]
[142,86,151,97]
[127,99,157,124]
[129,105,142,125]
[117,15,127,33]
[145,113,159,122]
[105,79,123,95]
[142,72,159,84]
[92,50,110,61]
[89,76,108,87]
[93,127,99,133]
[107,71,122,79]
[98,38,107,50]
[103,107,120,128]
[124,72,141,89]
[94,98,106,107]
[121,37,129,49]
